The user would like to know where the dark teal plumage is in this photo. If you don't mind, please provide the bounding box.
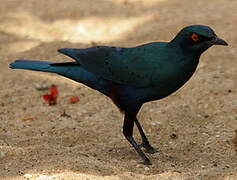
[9,25,228,164]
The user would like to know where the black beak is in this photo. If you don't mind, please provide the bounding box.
[211,36,228,46]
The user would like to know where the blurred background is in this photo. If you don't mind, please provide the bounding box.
[0,0,236,179]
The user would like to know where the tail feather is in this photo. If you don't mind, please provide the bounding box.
[10,60,53,72]
[9,60,79,73]
[9,59,109,95]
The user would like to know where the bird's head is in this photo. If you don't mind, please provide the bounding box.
[170,25,228,54]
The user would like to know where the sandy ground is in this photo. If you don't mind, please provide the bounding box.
[0,0,237,179]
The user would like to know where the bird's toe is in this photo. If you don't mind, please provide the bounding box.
[139,143,158,154]
[144,146,157,154]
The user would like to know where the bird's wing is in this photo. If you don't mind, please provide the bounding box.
[58,43,168,87]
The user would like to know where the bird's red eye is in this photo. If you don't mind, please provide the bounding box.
[191,33,199,42]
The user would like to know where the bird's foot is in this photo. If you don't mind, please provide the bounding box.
[144,146,157,154]
[141,158,152,165]
[139,143,157,154]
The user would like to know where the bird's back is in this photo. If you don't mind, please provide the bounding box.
[60,42,185,88]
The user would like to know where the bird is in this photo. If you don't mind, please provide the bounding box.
[9,25,228,165]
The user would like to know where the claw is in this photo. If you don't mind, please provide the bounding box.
[142,159,152,165]
[139,143,157,154]
[144,146,157,154]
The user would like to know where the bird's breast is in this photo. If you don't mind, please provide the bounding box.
[149,56,199,100]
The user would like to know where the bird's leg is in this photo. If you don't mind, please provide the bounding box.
[134,117,157,154]
[123,113,151,165]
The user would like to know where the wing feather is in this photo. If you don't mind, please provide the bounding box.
[58,42,168,87]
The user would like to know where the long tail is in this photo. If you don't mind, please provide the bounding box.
[9,60,109,95]
[10,59,82,72]
[10,60,55,72]
[10,59,81,74]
